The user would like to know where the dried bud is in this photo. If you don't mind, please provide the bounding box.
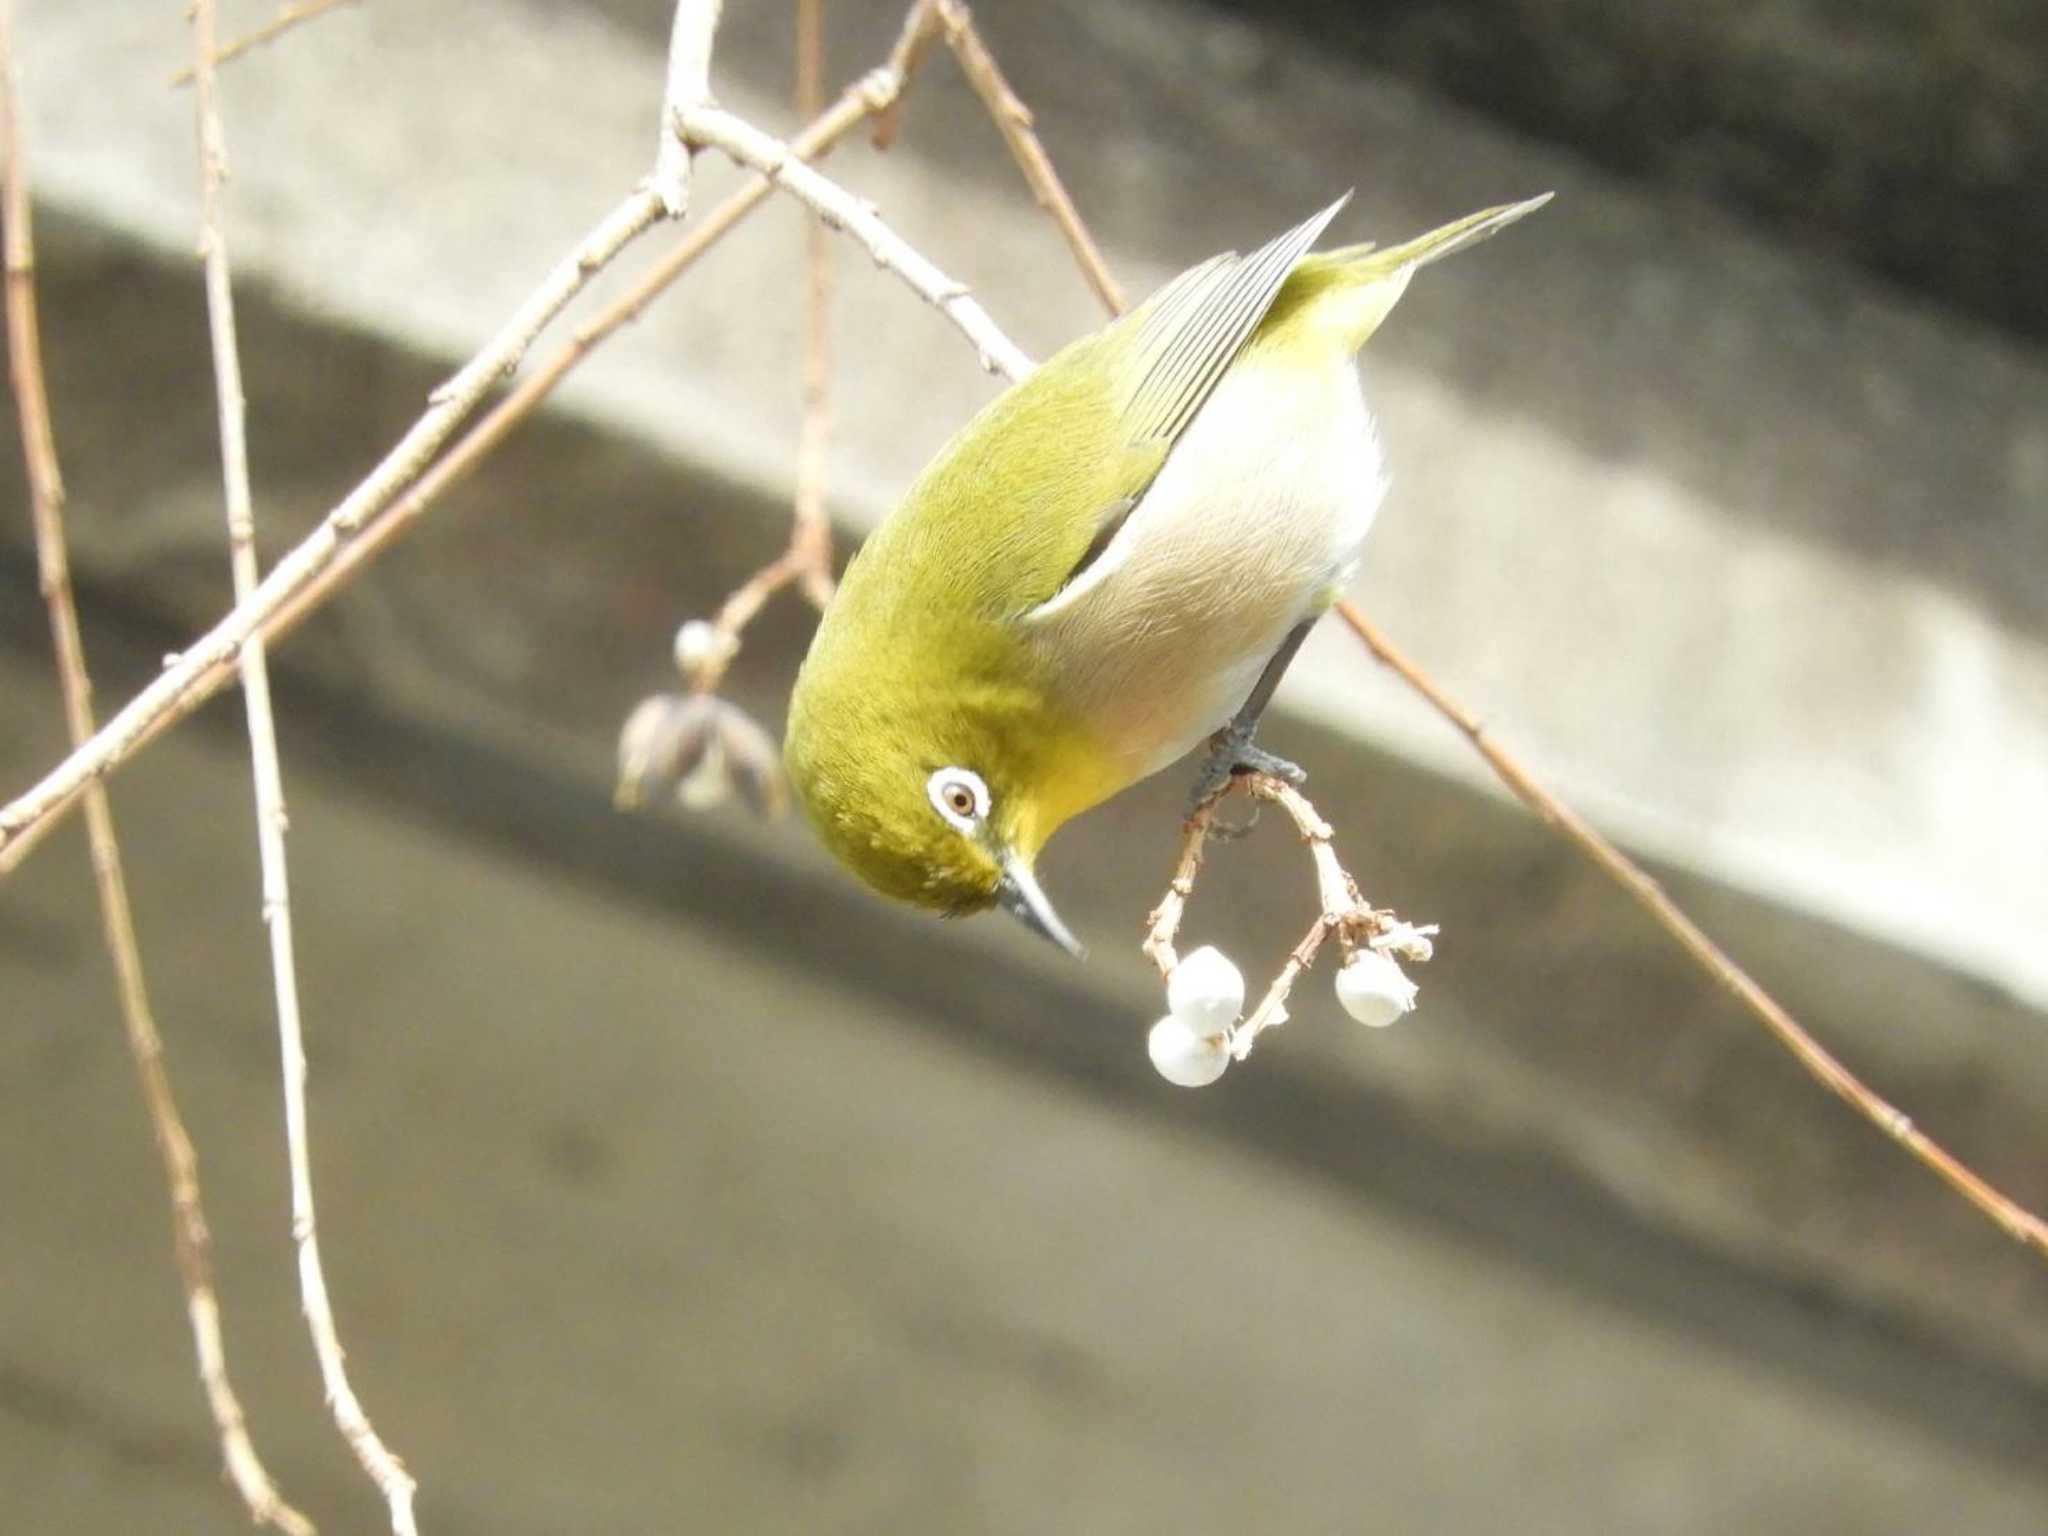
[1147,1015,1230,1088]
[1335,949,1418,1029]
[1166,944,1245,1033]
[614,693,787,819]
[615,693,715,812]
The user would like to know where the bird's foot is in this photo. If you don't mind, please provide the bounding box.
[1186,723,1306,816]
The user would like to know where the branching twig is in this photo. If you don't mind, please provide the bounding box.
[909,1,1127,313]
[1,10,312,1532]
[0,0,730,874]
[0,182,652,868]
[5,61,904,860]
[168,0,358,87]
[650,0,722,217]
[658,0,842,706]
[791,0,838,612]
[0,19,974,862]
[868,0,946,146]
[1334,600,2048,1253]
[1143,775,1432,1059]
[679,102,1033,380]
[255,72,894,693]
[189,3,418,1531]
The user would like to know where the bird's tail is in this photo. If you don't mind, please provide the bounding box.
[1272,192,1552,355]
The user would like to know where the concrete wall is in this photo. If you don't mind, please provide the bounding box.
[3,1,2045,1530]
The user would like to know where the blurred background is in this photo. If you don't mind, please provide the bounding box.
[4,0,2046,1530]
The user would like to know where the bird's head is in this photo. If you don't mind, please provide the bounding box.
[784,636,1101,958]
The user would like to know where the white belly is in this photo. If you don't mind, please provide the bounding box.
[1027,353,1386,778]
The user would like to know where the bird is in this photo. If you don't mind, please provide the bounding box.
[784,191,1550,955]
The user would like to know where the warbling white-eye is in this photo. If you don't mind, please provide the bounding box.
[785,192,1549,955]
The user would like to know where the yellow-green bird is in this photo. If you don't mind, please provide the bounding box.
[785,191,1549,955]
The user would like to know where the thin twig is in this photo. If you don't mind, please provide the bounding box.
[0,45,929,863]
[1143,775,1426,1059]
[0,10,312,1532]
[0,1,733,874]
[1140,794,1218,983]
[1334,599,2048,1253]
[189,3,416,1531]
[21,69,896,785]
[868,0,945,150]
[929,1,1125,313]
[662,0,847,702]
[1143,777,1357,984]
[650,0,723,216]
[250,73,892,690]
[790,0,837,610]
[1227,776,1429,1057]
[868,0,1122,311]
[680,102,1033,379]
[168,0,358,87]
[0,190,660,870]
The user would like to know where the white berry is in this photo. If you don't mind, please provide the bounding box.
[1167,945,1245,1033]
[1147,1016,1230,1088]
[1335,949,1418,1028]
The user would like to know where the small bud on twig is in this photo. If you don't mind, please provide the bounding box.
[673,618,738,686]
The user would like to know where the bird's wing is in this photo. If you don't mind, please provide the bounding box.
[1025,195,1349,621]
[1122,195,1349,448]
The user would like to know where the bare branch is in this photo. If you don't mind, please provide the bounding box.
[680,101,1034,380]
[249,73,894,698]
[869,0,945,150]
[929,1,1126,313]
[188,3,416,1530]
[168,0,359,87]
[0,6,311,1531]
[0,43,738,873]
[0,51,939,869]
[1334,599,2048,1254]
[653,0,846,708]
[649,0,724,217]
[791,0,838,611]
[868,1,1125,313]
[1143,775,1431,1060]
[0,182,666,872]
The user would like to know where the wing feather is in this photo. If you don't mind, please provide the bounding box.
[1122,194,1349,446]
[1027,194,1350,620]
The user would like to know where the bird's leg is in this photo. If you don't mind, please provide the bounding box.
[1187,620,1314,813]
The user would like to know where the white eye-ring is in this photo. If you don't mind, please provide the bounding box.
[926,766,991,834]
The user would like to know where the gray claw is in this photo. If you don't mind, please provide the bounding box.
[1186,724,1306,814]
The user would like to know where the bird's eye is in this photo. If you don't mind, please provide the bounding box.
[926,767,991,834]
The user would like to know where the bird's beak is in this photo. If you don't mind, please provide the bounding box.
[997,857,1086,959]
